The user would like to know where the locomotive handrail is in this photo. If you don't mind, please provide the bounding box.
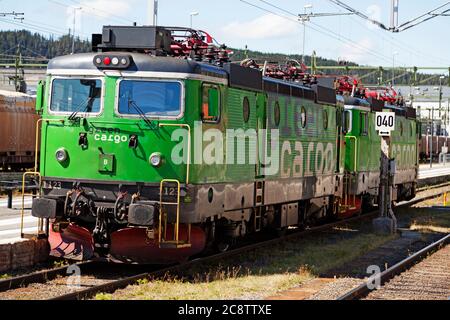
[20,171,42,238]
[34,119,43,172]
[21,118,65,239]
[158,123,191,185]
[33,119,65,171]
[159,179,181,244]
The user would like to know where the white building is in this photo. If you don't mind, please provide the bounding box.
[397,85,450,136]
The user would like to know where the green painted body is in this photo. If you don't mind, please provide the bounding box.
[39,75,341,187]
[344,107,418,174]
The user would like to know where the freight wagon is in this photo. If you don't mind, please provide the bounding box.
[0,90,39,170]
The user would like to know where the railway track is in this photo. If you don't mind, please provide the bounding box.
[0,212,380,300]
[337,233,450,300]
[0,186,448,300]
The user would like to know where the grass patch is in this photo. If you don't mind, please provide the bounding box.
[106,230,396,300]
[52,260,67,268]
[0,274,10,280]
[95,293,113,300]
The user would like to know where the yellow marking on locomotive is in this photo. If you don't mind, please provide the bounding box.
[21,119,64,239]
[159,179,191,249]
[158,122,192,249]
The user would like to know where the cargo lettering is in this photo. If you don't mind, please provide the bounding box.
[94,134,128,144]
[281,141,335,178]
[170,122,335,177]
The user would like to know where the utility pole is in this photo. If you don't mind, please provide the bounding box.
[11,44,26,93]
[298,7,354,64]
[438,76,444,119]
[392,51,398,86]
[447,98,450,136]
[71,7,82,55]
[14,44,20,91]
[300,4,313,64]
[438,76,444,145]
[431,103,434,167]
[447,97,450,137]
[374,112,397,234]
[190,12,199,29]
[390,0,399,29]
[149,0,158,26]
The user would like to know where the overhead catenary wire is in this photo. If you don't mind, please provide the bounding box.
[48,0,135,27]
[418,74,442,85]
[327,0,390,30]
[245,0,391,64]
[242,0,449,86]
[0,53,49,61]
[0,17,67,37]
[328,0,450,33]
[247,0,394,64]
[255,0,450,67]
[326,1,450,66]
[67,0,135,24]
[395,1,450,32]
[385,70,412,85]
[255,0,394,64]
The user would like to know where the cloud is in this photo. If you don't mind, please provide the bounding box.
[221,13,298,40]
[338,37,375,64]
[79,0,131,19]
[65,0,132,34]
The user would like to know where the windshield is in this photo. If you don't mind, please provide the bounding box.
[118,80,182,118]
[50,79,102,113]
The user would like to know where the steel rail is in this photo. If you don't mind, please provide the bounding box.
[337,233,450,300]
[0,261,95,292]
[49,188,450,301]
[50,212,381,301]
[0,185,446,300]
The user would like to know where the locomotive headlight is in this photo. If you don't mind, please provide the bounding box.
[111,57,119,65]
[55,148,68,163]
[149,153,164,167]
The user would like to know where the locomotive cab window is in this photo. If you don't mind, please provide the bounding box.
[323,110,328,130]
[300,106,307,128]
[50,78,102,114]
[343,110,352,133]
[118,80,182,118]
[274,102,281,127]
[243,97,250,123]
[202,84,220,123]
[360,112,368,136]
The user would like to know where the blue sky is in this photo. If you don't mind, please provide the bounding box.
[0,0,449,68]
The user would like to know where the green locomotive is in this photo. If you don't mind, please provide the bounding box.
[30,26,418,263]
[341,84,418,217]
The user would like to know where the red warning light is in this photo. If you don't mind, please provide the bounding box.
[93,54,132,69]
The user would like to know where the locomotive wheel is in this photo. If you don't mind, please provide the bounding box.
[214,237,236,253]
[215,241,231,253]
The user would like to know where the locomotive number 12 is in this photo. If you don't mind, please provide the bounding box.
[162,187,177,196]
